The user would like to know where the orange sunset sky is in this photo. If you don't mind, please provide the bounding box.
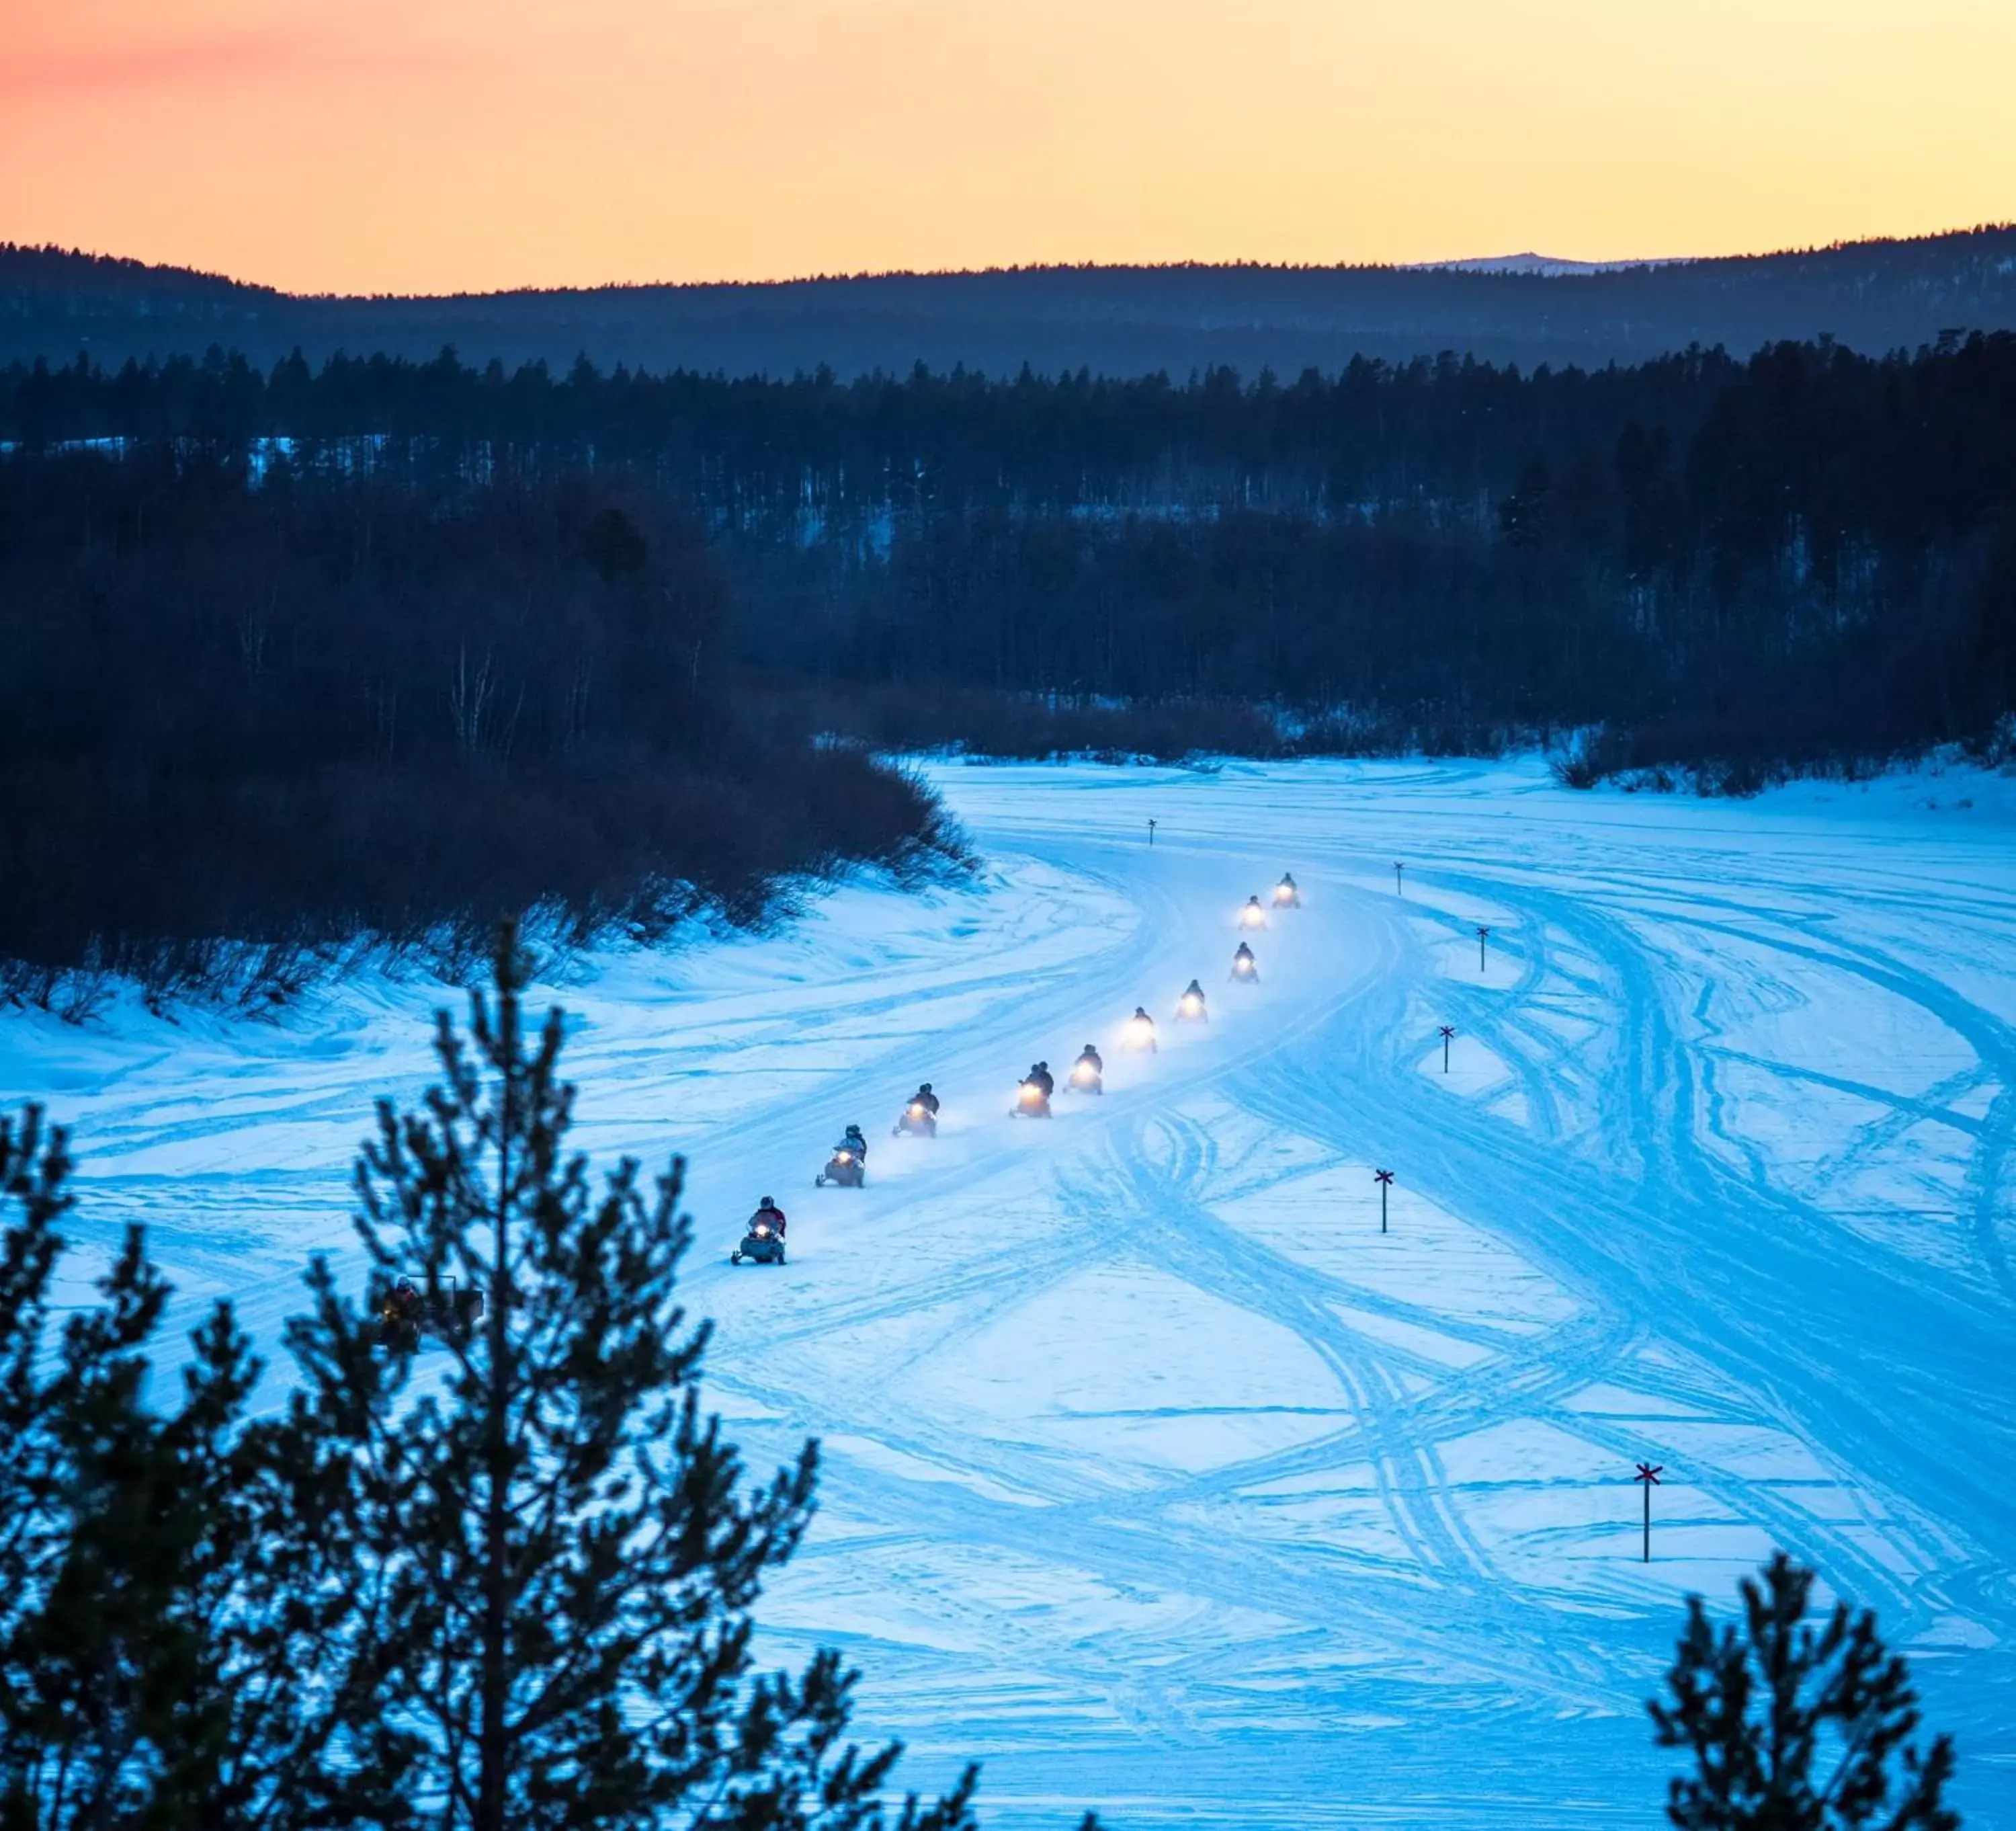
[4,0,2012,296]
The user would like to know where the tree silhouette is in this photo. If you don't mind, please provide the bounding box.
[1649,1552,1958,1831]
[280,923,978,1830]
[0,1112,337,1831]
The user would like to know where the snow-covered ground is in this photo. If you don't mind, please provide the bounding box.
[5,756,2015,1827]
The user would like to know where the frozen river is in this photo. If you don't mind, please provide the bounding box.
[6,756,2014,1826]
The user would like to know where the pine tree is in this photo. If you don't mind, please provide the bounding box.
[281,923,978,1830]
[0,1104,75,1706]
[0,1108,198,1825]
[0,1106,349,1831]
[2,1233,230,1826]
[1649,1552,1959,1831]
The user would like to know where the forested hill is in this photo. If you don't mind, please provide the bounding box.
[7,331,2013,780]
[5,227,2015,377]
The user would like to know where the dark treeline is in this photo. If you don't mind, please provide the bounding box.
[0,450,957,995]
[7,227,2016,374]
[6,331,2012,780]
[1,337,1732,505]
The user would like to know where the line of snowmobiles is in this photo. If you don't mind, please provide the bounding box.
[724,869,1304,1270]
[361,872,1308,1311]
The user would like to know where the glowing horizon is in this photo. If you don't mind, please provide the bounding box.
[5,0,2012,297]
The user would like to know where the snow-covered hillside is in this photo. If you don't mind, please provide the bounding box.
[4,756,2014,1827]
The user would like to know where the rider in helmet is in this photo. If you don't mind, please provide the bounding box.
[1030,1061,1056,1098]
[1232,942,1257,979]
[750,1194,788,1237]
[912,1083,941,1115]
[835,1123,869,1164]
[1075,1043,1103,1075]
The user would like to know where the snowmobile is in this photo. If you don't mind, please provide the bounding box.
[1067,1048,1104,1094]
[1231,942,1259,983]
[1238,895,1268,930]
[1273,873,1301,908]
[1012,1075,1053,1118]
[1123,1008,1159,1053]
[732,1216,787,1266]
[1177,981,1208,1022]
[378,1276,485,1350]
[894,1098,938,1139]
[816,1143,867,1188]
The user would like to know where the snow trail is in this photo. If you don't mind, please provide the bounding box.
[3,757,2013,1826]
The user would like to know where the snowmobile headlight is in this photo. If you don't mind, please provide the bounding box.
[1071,1063,1095,1083]
[837,1151,853,1164]
[1180,993,1204,1014]
[1125,1017,1154,1047]
[754,1225,772,1239]
[1019,1082,1044,1104]
[908,1104,925,1117]
[1273,884,1294,905]
[1234,956,1255,975]
[1240,904,1265,928]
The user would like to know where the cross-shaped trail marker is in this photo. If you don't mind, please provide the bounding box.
[1634,1461,1664,1563]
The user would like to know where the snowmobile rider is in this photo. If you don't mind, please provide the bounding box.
[1028,1061,1056,1098]
[749,1194,788,1237]
[911,1084,941,1116]
[1275,872,1299,903]
[835,1123,869,1164]
[1128,1006,1159,1051]
[1075,1044,1103,1076]
[1232,942,1257,977]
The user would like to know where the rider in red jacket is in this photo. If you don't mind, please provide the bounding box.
[750,1195,788,1237]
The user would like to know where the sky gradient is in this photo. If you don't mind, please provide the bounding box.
[5,0,2013,294]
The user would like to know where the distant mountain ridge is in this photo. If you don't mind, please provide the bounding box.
[3,227,2013,378]
[1406,251,1677,276]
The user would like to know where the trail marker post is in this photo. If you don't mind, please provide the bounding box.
[1439,1025,1456,1073]
[1374,1168,1394,1234]
[1476,925,1491,973]
[1634,1461,1663,1563]
[1394,862,1404,895]
[1148,818,1157,847]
